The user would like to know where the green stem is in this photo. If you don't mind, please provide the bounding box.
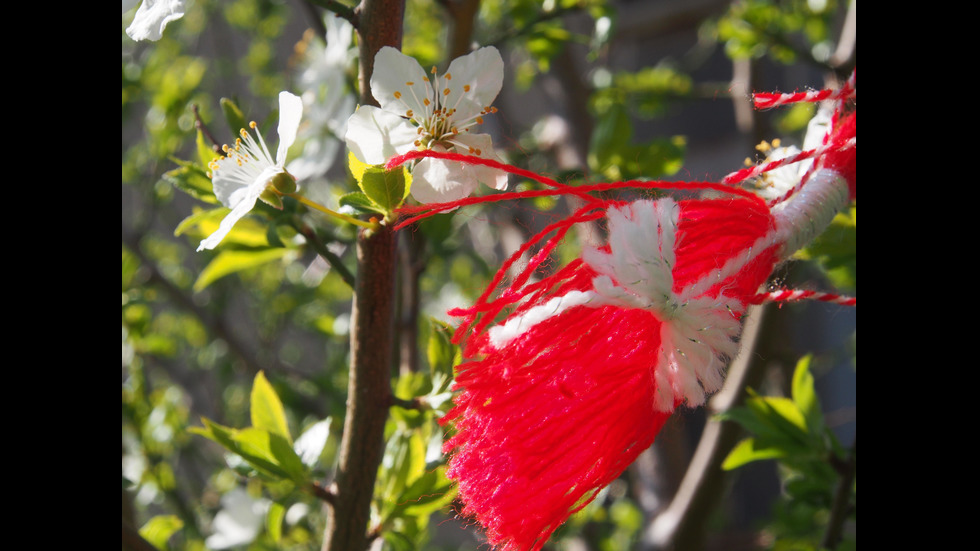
[288,193,380,230]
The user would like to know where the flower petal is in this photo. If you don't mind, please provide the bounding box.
[443,47,504,119]
[370,47,432,116]
[409,157,479,204]
[448,133,508,191]
[125,0,185,41]
[344,106,418,165]
[276,92,304,166]
[199,166,280,251]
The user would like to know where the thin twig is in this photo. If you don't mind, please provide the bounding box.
[192,104,222,153]
[821,437,856,550]
[293,222,357,288]
[306,0,360,29]
[309,481,338,505]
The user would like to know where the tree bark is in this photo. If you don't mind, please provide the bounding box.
[322,2,405,549]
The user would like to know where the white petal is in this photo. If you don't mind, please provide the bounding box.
[443,46,504,118]
[125,0,185,41]
[449,133,508,190]
[370,47,432,115]
[276,92,304,166]
[344,106,418,165]
[198,166,279,251]
[409,157,479,204]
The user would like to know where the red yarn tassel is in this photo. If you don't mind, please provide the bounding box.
[441,195,778,551]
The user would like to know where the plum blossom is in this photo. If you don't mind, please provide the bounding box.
[753,106,833,200]
[287,16,357,186]
[345,46,508,203]
[204,487,271,549]
[198,92,303,251]
[124,0,185,41]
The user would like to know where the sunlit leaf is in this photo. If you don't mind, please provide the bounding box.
[194,248,290,291]
[138,515,183,550]
[267,501,286,543]
[722,437,787,470]
[251,371,292,444]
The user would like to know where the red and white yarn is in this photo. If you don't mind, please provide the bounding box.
[385,70,856,551]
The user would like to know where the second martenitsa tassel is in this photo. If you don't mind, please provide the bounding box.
[387,72,855,551]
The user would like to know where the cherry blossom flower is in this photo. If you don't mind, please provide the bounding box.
[198,92,303,252]
[288,16,357,185]
[124,0,185,41]
[345,46,507,203]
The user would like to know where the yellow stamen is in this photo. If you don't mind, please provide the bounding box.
[249,121,257,129]
[406,81,414,86]
[443,88,450,96]
[476,117,484,124]
[445,73,452,80]
[394,91,402,99]
[423,98,430,106]
[463,85,471,92]
[406,110,413,117]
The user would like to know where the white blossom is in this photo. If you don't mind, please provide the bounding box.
[198,92,303,252]
[288,16,358,185]
[205,487,270,550]
[345,46,508,203]
[124,0,185,41]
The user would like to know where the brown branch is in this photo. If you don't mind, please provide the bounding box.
[192,104,222,153]
[322,225,399,551]
[321,5,404,547]
[306,0,360,29]
[309,481,338,505]
[821,437,856,550]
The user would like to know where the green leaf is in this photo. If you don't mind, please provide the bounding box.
[389,466,457,519]
[164,162,218,204]
[382,531,417,551]
[589,103,632,176]
[197,129,219,168]
[791,355,824,433]
[194,248,290,291]
[191,419,293,480]
[251,371,292,444]
[232,427,307,483]
[426,318,457,383]
[266,501,286,543]
[359,167,407,215]
[138,515,183,550]
[747,395,808,434]
[339,191,387,216]
[722,437,787,470]
[221,97,248,135]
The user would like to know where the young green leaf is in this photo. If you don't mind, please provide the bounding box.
[232,427,307,483]
[722,437,788,470]
[138,515,183,550]
[221,97,248,136]
[338,191,387,217]
[266,501,286,543]
[194,248,290,291]
[791,355,825,433]
[251,371,293,444]
[359,166,407,215]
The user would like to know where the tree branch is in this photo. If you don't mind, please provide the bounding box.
[306,0,360,29]
[821,437,856,550]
